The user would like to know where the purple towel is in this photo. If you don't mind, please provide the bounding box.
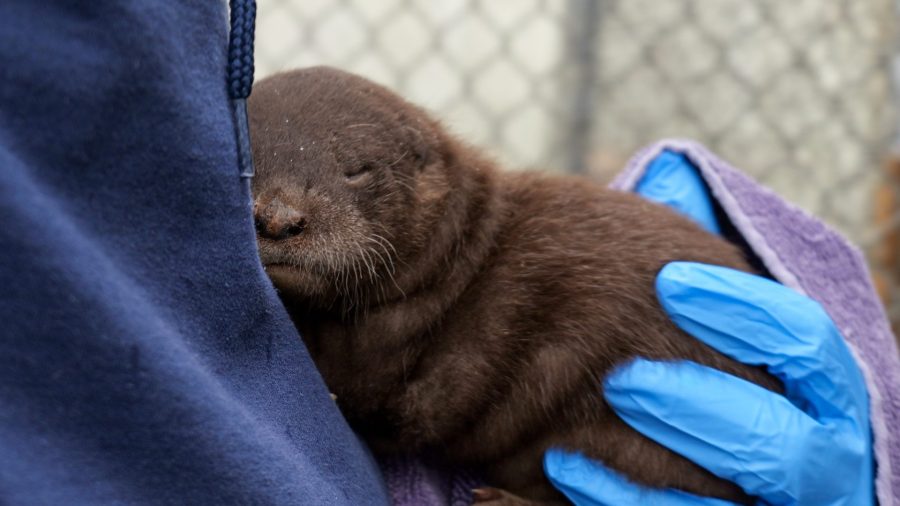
[384,139,900,506]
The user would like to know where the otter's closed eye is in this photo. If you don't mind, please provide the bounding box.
[345,163,374,181]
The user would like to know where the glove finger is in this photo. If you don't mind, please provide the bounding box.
[656,262,868,422]
[544,448,740,506]
[604,359,832,505]
[636,150,720,235]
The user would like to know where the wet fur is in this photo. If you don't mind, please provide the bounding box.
[248,67,779,505]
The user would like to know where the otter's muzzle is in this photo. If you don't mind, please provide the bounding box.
[254,197,307,240]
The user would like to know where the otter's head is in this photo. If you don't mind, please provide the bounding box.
[248,66,454,308]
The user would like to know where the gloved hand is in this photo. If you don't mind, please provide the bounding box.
[543,149,873,506]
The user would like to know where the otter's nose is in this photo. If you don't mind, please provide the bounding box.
[254,198,307,240]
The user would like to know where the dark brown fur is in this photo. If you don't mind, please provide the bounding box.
[248,67,779,505]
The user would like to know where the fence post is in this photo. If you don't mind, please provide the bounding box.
[565,0,601,174]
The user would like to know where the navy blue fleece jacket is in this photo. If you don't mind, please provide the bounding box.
[0,1,390,504]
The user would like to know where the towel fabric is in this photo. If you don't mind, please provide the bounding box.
[385,140,900,506]
[0,1,389,504]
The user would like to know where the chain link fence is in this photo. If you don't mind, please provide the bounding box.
[255,0,900,334]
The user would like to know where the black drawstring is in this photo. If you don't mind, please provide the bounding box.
[227,0,256,100]
[227,0,256,178]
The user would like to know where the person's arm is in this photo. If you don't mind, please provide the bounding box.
[543,150,873,506]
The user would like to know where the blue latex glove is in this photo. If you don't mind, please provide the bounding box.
[635,150,720,235]
[544,150,873,506]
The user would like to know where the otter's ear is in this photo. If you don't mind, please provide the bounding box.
[403,125,431,171]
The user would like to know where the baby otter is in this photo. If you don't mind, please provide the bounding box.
[248,66,778,505]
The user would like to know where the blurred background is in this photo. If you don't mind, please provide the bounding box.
[254,0,900,335]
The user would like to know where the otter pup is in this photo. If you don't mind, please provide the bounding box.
[248,67,778,505]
